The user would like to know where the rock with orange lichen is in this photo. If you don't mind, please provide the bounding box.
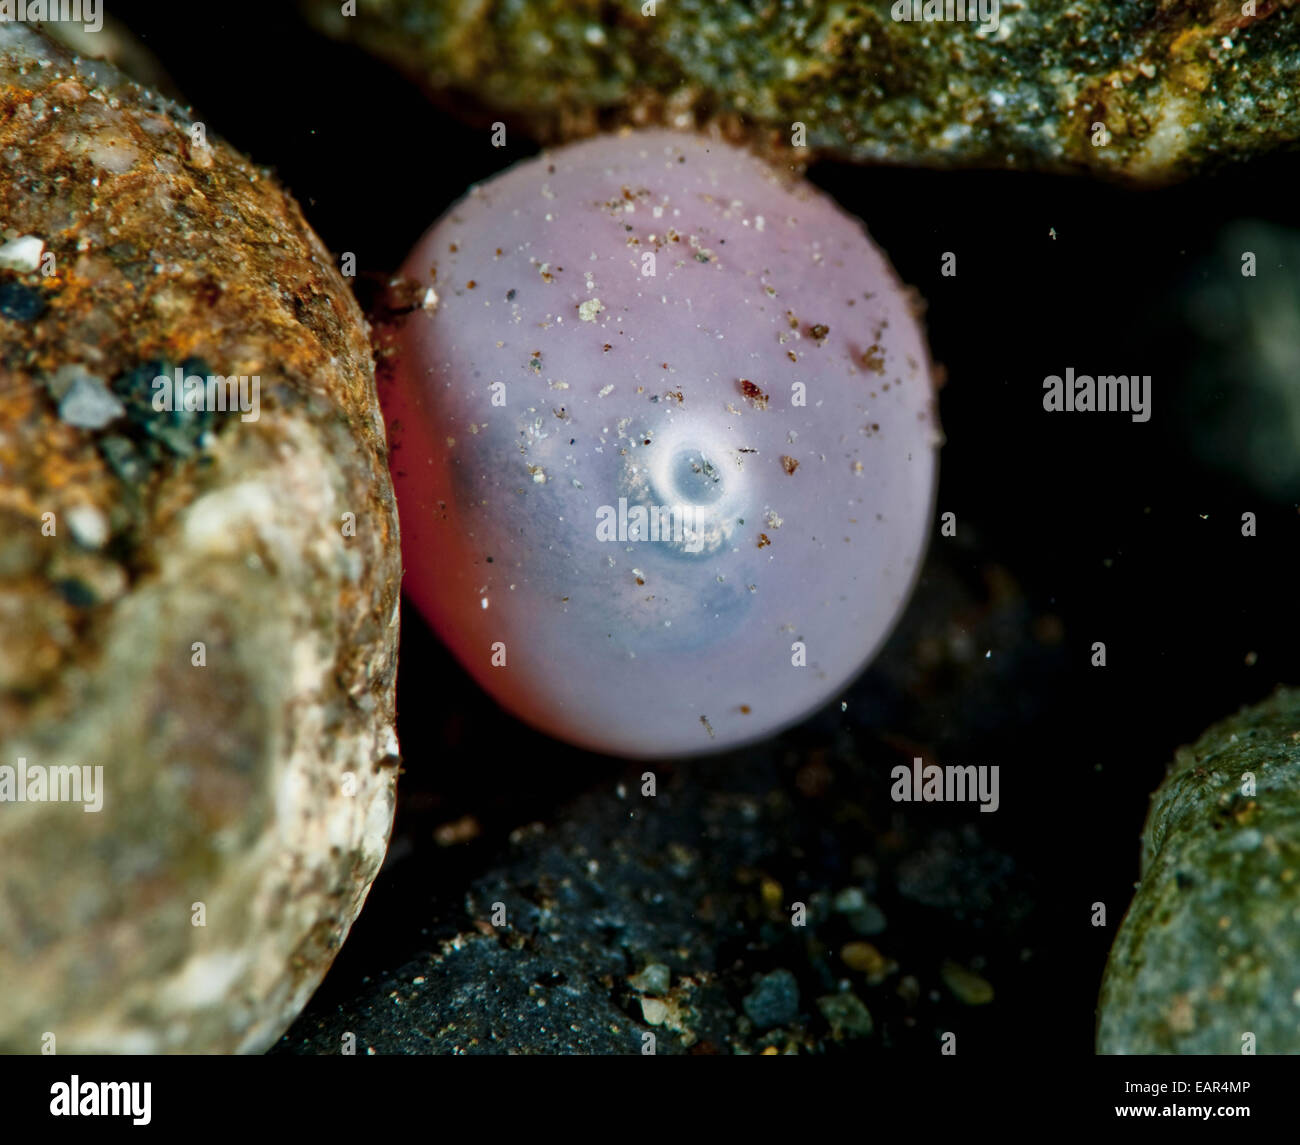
[305,0,1300,183]
[0,24,400,1054]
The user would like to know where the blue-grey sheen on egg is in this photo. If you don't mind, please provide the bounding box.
[383,129,940,757]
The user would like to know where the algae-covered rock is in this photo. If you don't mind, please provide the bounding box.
[1098,687,1300,1054]
[306,0,1300,182]
[0,24,400,1053]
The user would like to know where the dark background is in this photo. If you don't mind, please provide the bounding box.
[110,2,1300,1054]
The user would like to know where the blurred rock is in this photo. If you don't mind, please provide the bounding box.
[1172,220,1300,502]
[1098,687,1300,1053]
[817,992,874,1040]
[744,969,801,1031]
[0,24,400,1053]
[306,0,1300,182]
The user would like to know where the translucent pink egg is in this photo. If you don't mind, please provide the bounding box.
[383,129,940,757]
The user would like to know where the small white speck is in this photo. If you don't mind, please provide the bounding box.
[66,503,109,549]
[0,234,44,272]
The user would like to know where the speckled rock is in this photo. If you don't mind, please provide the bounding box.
[1098,687,1300,1054]
[0,24,400,1053]
[307,0,1300,183]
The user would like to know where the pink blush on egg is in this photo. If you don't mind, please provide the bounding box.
[382,129,940,758]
